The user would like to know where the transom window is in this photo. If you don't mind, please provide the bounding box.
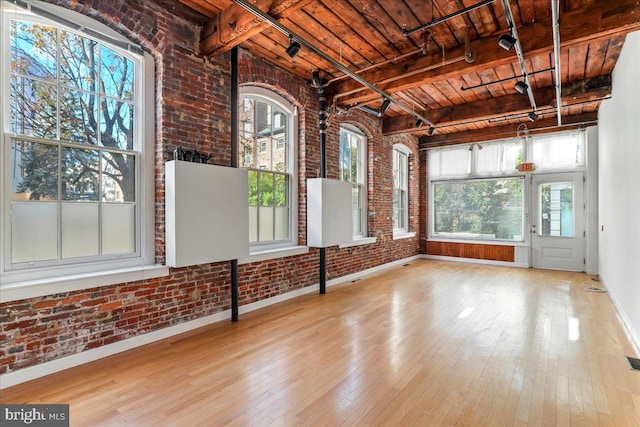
[2,2,151,280]
[239,88,296,247]
[339,125,367,237]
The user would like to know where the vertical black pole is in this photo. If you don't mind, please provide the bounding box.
[317,74,328,295]
[231,47,240,321]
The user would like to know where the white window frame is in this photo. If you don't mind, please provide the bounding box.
[393,144,412,237]
[239,86,299,255]
[0,1,164,301]
[339,124,368,239]
[427,130,586,245]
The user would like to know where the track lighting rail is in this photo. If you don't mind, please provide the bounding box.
[500,0,537,113]
[402,0,496,37]
[231,0,436,129]
[460,67,554,91]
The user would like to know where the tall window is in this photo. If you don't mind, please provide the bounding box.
[433,178,524,241]
[393,145,410,233]
[239,88,295,247]
[339,125,367,237]
[2,2,151,281]
[428,130,584,242]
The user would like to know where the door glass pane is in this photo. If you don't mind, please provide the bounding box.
[540,182,573,237]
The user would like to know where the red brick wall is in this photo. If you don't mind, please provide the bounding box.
[0,0,421,376]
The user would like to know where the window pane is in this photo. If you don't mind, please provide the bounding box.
[60,89,99,144]
[532,133,584,169]
[256,100,272,135]
[240,135,255,168]
[100,45,134,101]
[249,206,258,242]
[351,142,359,184]
[340,137,351,182]
[431,147,470,177]
[475,143,502,174]
[248,170,258,206]
[60,31,98,92]
[352,185,361,209]
[11,202,58,263]
[275,207,289,240]
[259,207,274,241]
[502,141,524,171]
[259,172,274,206]
[102,152,135,202]
[353,208,362,235]
[540,182,574,237]
[101,98,132,150]
[62,202,99,258]
[10,76,57,139]
[434,178,523,241]
[275,174,287,207]
[11,139,59,201]
[11,21,57,81]
[62,147,99,201]
[102,203,135,254]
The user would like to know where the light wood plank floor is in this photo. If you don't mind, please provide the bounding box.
[2,260,640,426]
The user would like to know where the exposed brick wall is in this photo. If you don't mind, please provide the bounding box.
[0,0,422,376]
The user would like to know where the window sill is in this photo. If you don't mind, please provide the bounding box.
[0,264,169,303]
[339,237,377,249]
[393,231,416,240]
[238,246,310,265]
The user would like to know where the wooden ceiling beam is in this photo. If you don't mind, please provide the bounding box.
[200,0,314,56]
[383,75,611,135]
[418,112,598,148]
[328,0,640,105]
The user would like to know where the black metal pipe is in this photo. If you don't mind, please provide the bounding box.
[231,46,240,321]
[317,73,328,294]
[460,67,555,91]
[403,0,495,36]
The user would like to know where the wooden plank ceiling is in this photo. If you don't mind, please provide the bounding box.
[174,0,640,144]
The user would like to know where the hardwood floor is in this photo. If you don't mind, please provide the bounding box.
[2,260,640,426]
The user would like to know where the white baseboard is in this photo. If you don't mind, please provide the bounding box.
[0,255,420,389]
[600,279,640,357]
[422,254,529,268]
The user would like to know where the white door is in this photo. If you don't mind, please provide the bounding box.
[531,172,584,271]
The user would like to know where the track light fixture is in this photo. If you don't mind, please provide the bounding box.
[514,81,528,94]
[378,98,391,117]
[527,111,538,122]
[285,35,301,58]
[427,125,436,136]
[498,33,516,51]
[415,118,424,128]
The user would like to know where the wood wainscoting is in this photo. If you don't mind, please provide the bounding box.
[427,240,515,262]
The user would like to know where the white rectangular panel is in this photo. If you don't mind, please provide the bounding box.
[307,178,353,247]
[165,161,249,267]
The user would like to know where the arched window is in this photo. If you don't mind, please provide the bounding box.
[1,1,155,289]
[339,124,367,237]
[239,87,297,249]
